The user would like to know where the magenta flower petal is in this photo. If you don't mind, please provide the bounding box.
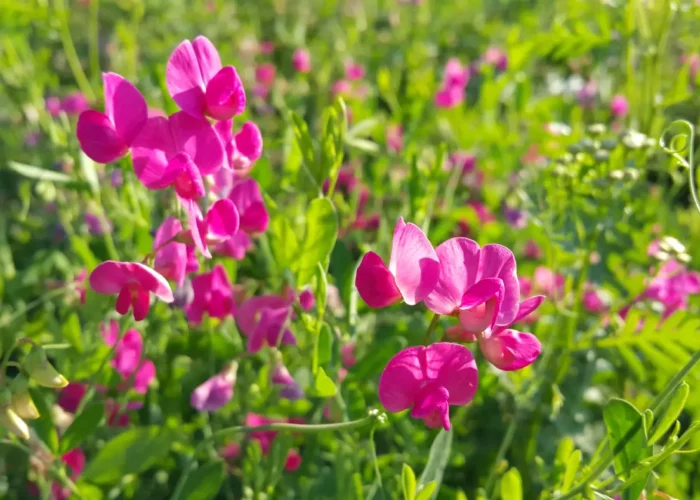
[154,217,188,286]
[509,296,544,325]
[425,237,480,315]
[131,116,177,189]
[355,251,402,308]
[214,119,235,172]
[204,66,246,121]
[170,111,225,175]
[168,152,205,200]
[192,36,223,82]
[215,231,253,260]
[166,39,207,118]
[100,320,120,346]
[185,264,235,324]
[89,261,174,307]
[481,329,541,371]
[133,360,156,394]
[112,329,143,378]
[131,287,151,321]
[388,218,440,305]
[378,343,477,430]
[478,245,519,325]
[190,371,235,412]
[76,110,128,164]
[103,72,148,146]
[58,382,87,414]
[458,277,504,334]
[205,199,240,242]
[229,179,268,233]
[235,122,263,164]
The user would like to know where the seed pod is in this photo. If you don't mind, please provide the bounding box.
[23,346,68,389]
[9,375,39,420]
[0,407,30,440]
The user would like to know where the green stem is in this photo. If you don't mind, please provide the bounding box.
[171,411,384,500]
[484,407,520,496]
[88,0,100,81]
[53,0,95,101]
[555,349,700,499]
[422,313,440,345]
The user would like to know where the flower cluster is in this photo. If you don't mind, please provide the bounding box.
[355,218,544,430]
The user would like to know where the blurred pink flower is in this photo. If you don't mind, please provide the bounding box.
[435,85,465,108]
[46,96,62,117]
[89,261,174,321]
[524,240,542,260]
[51,449,85,500]
[154,217,190,287]
[583,287,608,314]
[84,213,111,235]
[236,295,296,353]
[341,343,356,368]
[345,61,365,80]
[386,124,403,153]
[577,80,598,109]
[331,79,353,97]
[379,343,477,430]
[443,58,469,88]
[643,260,700,319]
[272,363,304,400]
[482,47,508,71]
[468,200,496,224]
[259,41,275,55]
[299,288,315,311]
[61,92,89,116]
[355,218,440,308]
[292,48,311,73]
[215,120,263,175]
[102,323,156,394]
[166,36,246,120]
[534,266,565,298]
[256,63,276,87]
[191,363,237,411]
[610,94,629,118]
[186,264,236,324]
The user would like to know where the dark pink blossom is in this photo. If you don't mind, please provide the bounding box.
[345,61,365,80]
[61,92,89,116]
[153,216,190,287]
[186,264,236,324]
[236,295,296,353]
[292,48,311,73]
[77,73,148,164]
[89,261,174,321]
[355,218,440,308]
[610,94,629,118]
[272,363,304,400]
[166,36,246,121]
[215,120,263,175]
[379,343,478,430]
[482,47,508,71]
[191,363,237,412]
[51,449,85,500]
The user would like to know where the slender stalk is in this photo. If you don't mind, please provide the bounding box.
[484,408,521,496]
[171,411,384,500]
[88,0,100,81]
[422,313,440,345]
[53,0,95,101]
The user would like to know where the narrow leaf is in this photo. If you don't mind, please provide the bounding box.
[402,463,417,500]
[649,381,689,445]
[417,428,453,499]
[60,402,104,453]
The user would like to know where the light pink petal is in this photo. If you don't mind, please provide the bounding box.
[133,360,156,394]
[215,232,252,260]
[76,110,127,164]
[229,179,268,233]
[113,329,143,377]
[131,116,177,189]
[185,200,210,259]
[131,286,151,321]
[481,329,541,371]
[102,72,147,145]
[90,261,131,294]
[128,262,174,302]
[478,245,519,325]
[205,199,240,242]
[192,36,223,83]
[204,66,246,121]
[166,40,206,118]
[425,237,480,315]
[236,295,289,337]
[235,122,263,163]
[214,119,234,171]
[378,346,425,412]
[387,218,440,305]
[100,320,120,346]
[355,252,402,308]
[458,277,504,334]
[154,216,182,249]
[169,111,225,175]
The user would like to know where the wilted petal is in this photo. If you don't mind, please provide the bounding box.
[388,218,440,305]
[355,252,402,308]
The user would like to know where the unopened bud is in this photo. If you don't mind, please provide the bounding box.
[23,346,68,389]
[0,407,30,440]
[9,376,39,420]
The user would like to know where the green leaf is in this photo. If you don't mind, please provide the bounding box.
[79,152,100,194]
[75,482,104,500]
[417,428,453,499]
[315,262,328,330]
[317,323,333,370]
[402,463,417,500]
[60,402,104,453]
[71,235,98,270]
[297,198,338,286]
[561,449,581,492]
[352,336,408,379]
[269,216,299,272]
[8,161,72,183]
[309,367,337,398]
[500,468,522,500]
[28,388,59,453]
[61,312,83,353]
[649,381,689,445]
[176,461,225,500]
[603,398,651,500]
[415,482,437,500]
[82,427,177,484]
[267,432,293,490]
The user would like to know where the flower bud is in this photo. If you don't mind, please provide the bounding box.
[23,346,68,389]
[0,407,30,440]
[9,376,39,420]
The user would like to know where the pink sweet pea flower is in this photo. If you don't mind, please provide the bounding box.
[255,63,276,87]
[191,363,237,412]
[46,96,62,117]
[341,343,356,368]
[355,218,440,308]
[186,198,240,259]
[610,94,629,118]
[443,58,469,88]
[331,79,353,97]
[468,200,496,224]
[482,47,508,71]
[166,36,246,121]
[228,178,269,234]
[298,288,315,311]
[424,238,520,335]
[345,61,365,81]
[378,342,477,430]
[524,240,542,259]
[57,382,87,413]
[89,261,174,321]
[272,363,304,400]
[386,124,403,153]
[643,260,700,319]
[102,325,156,394]
[236,295,296,353]
[292,48,311,73]
[216,232,254,260]
[186,264,236,324]
[215,120,263,175]
[154,217,190,287]
[583,287,608,314]
[435,85,465,108]
[61,92,89,116]
[259,41,275,55]
[534,266,565,298]
[77,73,147,164]
[577,80,597,109]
